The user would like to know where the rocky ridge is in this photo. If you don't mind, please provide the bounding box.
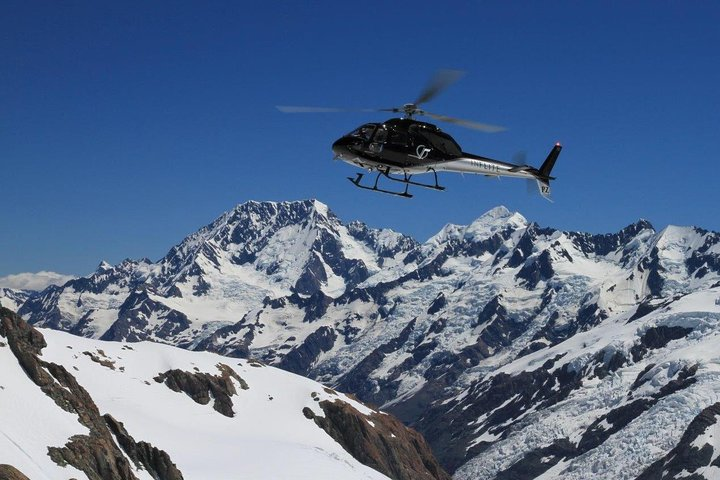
[0,306,183,480]
[0,306,449,480]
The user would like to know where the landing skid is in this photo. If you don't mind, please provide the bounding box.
[348,172,413,198]
[347,168,445,198]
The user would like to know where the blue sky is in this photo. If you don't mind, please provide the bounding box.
[2,1,719,278]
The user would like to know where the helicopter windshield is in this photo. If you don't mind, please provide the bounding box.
[348,124,378,141]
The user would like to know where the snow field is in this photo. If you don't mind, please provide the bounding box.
[38,329,387,480]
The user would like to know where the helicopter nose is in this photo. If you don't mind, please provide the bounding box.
[332,137,352,158]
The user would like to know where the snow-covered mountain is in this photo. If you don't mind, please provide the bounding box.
[0,307,448,480]
[18,199,416,349]
[11,199,720,478]
[0,288,35,312]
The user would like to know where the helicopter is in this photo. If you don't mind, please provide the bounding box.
[277,70,561,199]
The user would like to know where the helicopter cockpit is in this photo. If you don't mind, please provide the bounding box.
[344,120,462,157]
[347,124,379,141]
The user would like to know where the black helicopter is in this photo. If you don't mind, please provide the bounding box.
[278,70,561,199]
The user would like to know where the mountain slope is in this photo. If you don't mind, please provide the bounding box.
[0,307,448,480]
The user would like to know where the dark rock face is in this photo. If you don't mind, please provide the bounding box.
[636,402,720,480]
[427,293,446,315]
[532,302,608,347]
[17,286,67,331]
[303,400,451,480]
[476,296,526,348]
[285,291,334,322]
[0,465,31,480]
[294,251,329,295]
[516,250,554,289]
[687,230,720,279]
[630,325,694,362]
[458,229,509,258]
[47,434,137,480]
[0,307,183,480]
[628,297,669,322]
[104,415,184,480]
[278,326,337,374]
[193,320,253,358]
[100,290,191,342]
[567,220,654,257]
[506,228,536,268]
[639,247,666,297]
[154,363,248,417]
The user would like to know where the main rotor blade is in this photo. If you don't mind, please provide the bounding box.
[414,69,465,106]
[423,111,506,133]
[275,105,377,113]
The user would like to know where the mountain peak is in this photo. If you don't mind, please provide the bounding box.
[427,207,527,245]
[310,198,329,216]
[96,261,113,272]
[620,219,655,236]
[481,205,512,218]
[229,199,334,222]
[653,224,706,252]
[465,206,527,238]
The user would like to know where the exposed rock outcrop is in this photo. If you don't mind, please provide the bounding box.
[303,399,451,480]
[0,465,31,480]
[0,307,183,480]
[104,414,184,480]
[154,363,248,417]
[630,325,694,362]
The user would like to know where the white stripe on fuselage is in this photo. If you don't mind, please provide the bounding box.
[343,155,536,179]
[420,158,536,179]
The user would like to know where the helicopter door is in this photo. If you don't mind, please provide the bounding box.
[369,126,387,154]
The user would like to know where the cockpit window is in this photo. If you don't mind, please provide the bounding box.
[373,127,387,143]
[348,124,377,141]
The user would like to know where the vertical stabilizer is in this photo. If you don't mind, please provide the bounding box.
[539,143,562,179]
[535,143,561,201]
